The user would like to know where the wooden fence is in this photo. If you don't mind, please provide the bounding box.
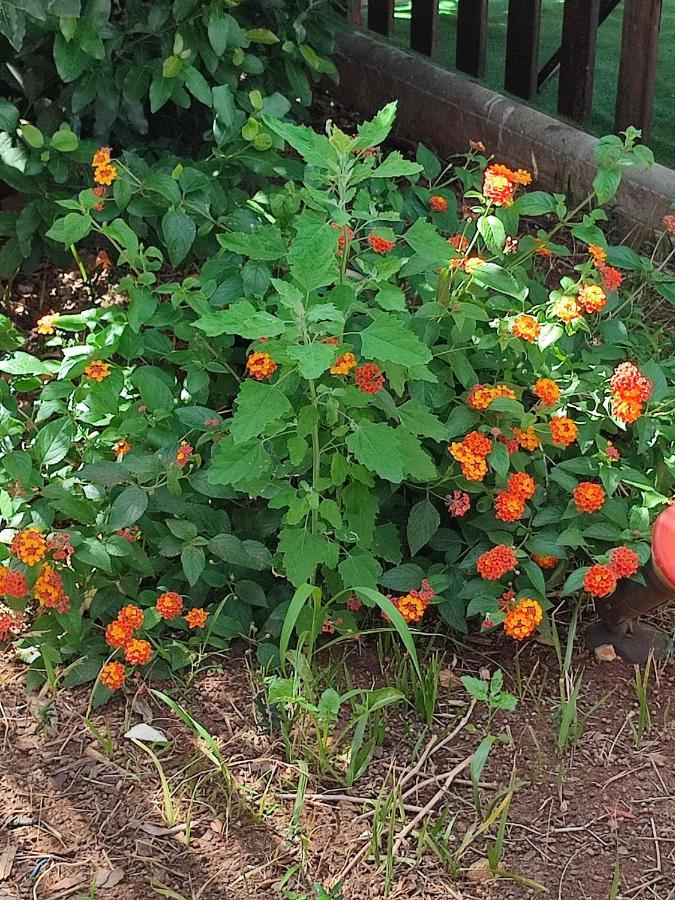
[347,0,664,140]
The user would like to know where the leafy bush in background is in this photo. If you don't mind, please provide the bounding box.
[0,0,339,270]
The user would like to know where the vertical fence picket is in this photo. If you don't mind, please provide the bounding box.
[558,0,600,124]
[614,0,663,140]
[368,0,394,36]
[504,0,541,99]
[346,0,363,28]
[456,0,488,78]
[411,0,439,56]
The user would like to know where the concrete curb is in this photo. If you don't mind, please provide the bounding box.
[335,33,675,230]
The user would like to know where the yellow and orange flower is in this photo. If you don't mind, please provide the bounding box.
[37,313,60,335]
[584,564,617,597]
[476,544,518,580]
[504,598,543,640]
[396,593,427,623]
[100,661,125,691]
[330,351,357,376]
[512,314,541,342]
[105,620,132,649]
[117,604,144,631]
[549,415,577,447]
[588,244,607,264]
[531,553,559,569]
[246,351,277,381]
[156,591,183,619]
[176,441,193,468]
[185,608,209,629]
[578,283,607,314]
[553,296,582,324]
[467,384,496,410]
[494,490,526,522]
[609,546,639,578]
[93,163,117,186]
[513,426,541,451]
[11,527,47,566]
[0,566,29,598]
[507,472,536,501]
[447,233,469,253]
[84,359,111,382]
[124,638,153,666]
[573,481,606,514]
[429,195,448,213]
[532,377,560,407]
[483,164,531,207]
[91,147,112,167]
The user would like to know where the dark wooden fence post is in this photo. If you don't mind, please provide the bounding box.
[504,0,542,100]
[346,0,363,28]
[456,0,488,79]
[368,0,394,36]
[614,0,663,140]
[558,0,600,125]
[411,0,439,56]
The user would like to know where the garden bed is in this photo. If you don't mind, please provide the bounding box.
[2,632,675,899]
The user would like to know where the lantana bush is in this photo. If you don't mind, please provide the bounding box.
[1,100,675,700]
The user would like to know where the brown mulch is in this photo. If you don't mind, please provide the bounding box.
[2,626,675,900]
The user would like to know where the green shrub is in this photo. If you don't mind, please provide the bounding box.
[1,103,675,699]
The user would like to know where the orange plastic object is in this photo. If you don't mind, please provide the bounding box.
[652,504,675,589]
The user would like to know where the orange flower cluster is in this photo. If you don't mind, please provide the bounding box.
[549,415,577,447]
[393,579,435,623]
[124,638,153,665]
[583,564,617,598]
[37,313,59,335]
[354,362,385,395]
[47,533,74,561]
[11,527,47,566]
[450,255,484,274]
[535,240,553,258]
[573,481,606,513]
[119,604,145,630]
[449,431,493,482]
[531,553,559,569]
[482,164,532,207]
[186,607,209,629]
[246,351,277,381]
[512,314,541,342]
[664,214,675,236]
[34,563,70,612]
[445,490,470,517]
[494,491,525,522]
[0,566,29,598]
[532,378,560,407]
[104,603,153,667]
[447,233,469,253]
[92,147,117,187]
[429,195,448,212]
[609,361,652,424]
[176,441,193,468]
[113,438,132,457]
[578,283,607,314]
[609,546,639,578]
[476,544,518,580]
[467,383,516,410]
[503,598,543,640]
[552,296,582,324]
[507,472,536,500]
[513,426,541,451]
[0,604,25,642]
[367,233,396,254]
[588,244,623,293]
[330,222,354,255]
[84,359,111,382]
[100,661,125,691]
[330,351,357,376]
[156,591,183,619]
[117,525,140,542]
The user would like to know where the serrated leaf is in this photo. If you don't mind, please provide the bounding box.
[230,381,293,444]
[346,423,405,483]
[477,215,506,253]
[162,210,195,266]
[371,151,422,178]
[353,101,397,150]
[108,485,148,531]
[34,417,74,467]
[193,300,285,338]
[208,437,271,486]
[470,263,528,300]
[217,224,286,260]
[339,550,382,590]
[287,343,336,379]
[278,527,338,586]
[561,567,588,596]
[360,316,432,367]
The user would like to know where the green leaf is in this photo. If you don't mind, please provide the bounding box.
[131,367,173,411]
[45,212,92,245]
[561,567,588,597]
[209,437,271,486]
[108,485,148,531]
[230,381,293,444]
[0,99,19,132]
[50,128,79,152]
[397,400,447,441]
[350,586,420,677]
[511,192,557,216]
[149,74,172,112]
[371,151,422,179]
[470,263,528,300]
[247,28,279,44]
[339,550,382,590]
[181,545,205,586]
[360,316,432,367]
[34,417,74,467]
[447,406,479,438]
[488,441,510,477]
[347,423,405,483]
[212,84,236,130]
[415,142,441,179]
[477,215,506,254]
[278,527,338,586]
[593,167,622,204]
[0,352,55,376]
[287,343,336,379]
[407,498,440,556]
[193,300,285,339]
[288,213,338,292]
[353,101,397,150]
[262,115,339,169]
[403,219,453,264]
[209,534,271,570]
[162,210,196,266]
[217,224,285,260]
[184,66,212,106]
[641,360,668,403]
[279,582,318,668]
[53,33,89,81]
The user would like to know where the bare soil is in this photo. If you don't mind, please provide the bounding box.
[2,623,675,900]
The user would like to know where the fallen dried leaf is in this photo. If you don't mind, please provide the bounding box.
[95,867,125,889]
[467,858,495,883]
[124,724,168,743]
[594,644,617,662]
[0,845,16,881]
